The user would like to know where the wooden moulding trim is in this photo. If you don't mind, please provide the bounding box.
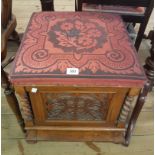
[26,130,124,143]
[25,86,129,94]
[25,126,125,131]
[25,121,34,127]
[11,78,146,88]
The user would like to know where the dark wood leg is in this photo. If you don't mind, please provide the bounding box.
[40,0,54,11]
[135,23,147,51]
[75,0,77,11]
[77,0,82,11]
[124,82,150,146]
[144,30,154,91]
[1,67,25,133]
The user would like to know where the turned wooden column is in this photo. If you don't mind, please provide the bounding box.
[118,95,134,123]
[124,82,150,146]
[40,0,54,11]
[1,67,25,132]
[15,86,36,143]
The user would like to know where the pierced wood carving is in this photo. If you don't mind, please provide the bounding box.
[44,93,110,121]
[19,93,33,121]
[118,96,134,123]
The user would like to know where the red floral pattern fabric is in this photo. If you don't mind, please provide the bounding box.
[10,12,146,87]
[48,19,107,53]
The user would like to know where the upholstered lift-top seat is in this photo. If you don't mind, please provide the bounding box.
[10,12,147,144]
[82,3,145,15]
[10,12,146,86]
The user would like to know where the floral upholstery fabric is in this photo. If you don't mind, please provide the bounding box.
[10,12,146,87]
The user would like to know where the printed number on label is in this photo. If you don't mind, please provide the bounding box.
[31,88,38,93]
[66,68,79,75]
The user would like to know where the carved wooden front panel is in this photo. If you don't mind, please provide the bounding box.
[28,86,128,126]
[43,93,111,121]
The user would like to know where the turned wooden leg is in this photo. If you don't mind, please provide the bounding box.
[124,82,150,146]
[40,0,54,11]
[15,86,35,142]
[118,96,134,123]
[1,67,25,133]
[118,88,140,127]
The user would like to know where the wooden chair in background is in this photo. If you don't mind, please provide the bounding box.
[1,0,25,132]
[1,0,20,61]
[75,0,153,51]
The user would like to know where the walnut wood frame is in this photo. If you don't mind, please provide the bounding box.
[13,84,149,146]
[1,0,150,146]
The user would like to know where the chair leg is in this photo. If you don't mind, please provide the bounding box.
[40,0,54,11]
[77,0,82,11]
[134,23,147,51]
[124,82,150,146]
[75,0,77,11]
[1,66,25,133]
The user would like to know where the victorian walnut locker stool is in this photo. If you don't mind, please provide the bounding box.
[10,12,149,146]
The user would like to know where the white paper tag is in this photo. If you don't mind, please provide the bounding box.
[31,88,38,93]
[66,68,79,75]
